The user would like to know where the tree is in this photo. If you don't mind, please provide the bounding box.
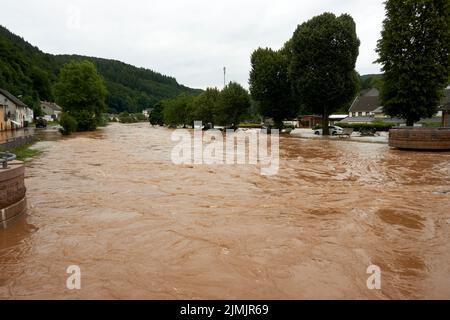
[289,13,360,135]
[192,87,220,126]
[162,93,195,128]
[249,48,295,128]
[149,102,164,126]
[59,112,77,135]
[215,82,251,128]
[376,0,450,126]
[360,74,384,91]
[54,60,107,132]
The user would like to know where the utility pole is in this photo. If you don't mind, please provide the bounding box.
[223,67,226,88]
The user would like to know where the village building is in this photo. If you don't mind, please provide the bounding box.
[281,87,450,128]
[343,87,448,126]
[40,101,62,121]
[348,88,381,118]
[0,88,33,131]
[298,115,322,128]
[142,108,153,118]
[329,114,348,125]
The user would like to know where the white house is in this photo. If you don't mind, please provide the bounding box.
[0,88,32,131]
[142,108,153,118]
[41,101,62,121]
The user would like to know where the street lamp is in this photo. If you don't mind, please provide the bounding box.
[223,67,226,88]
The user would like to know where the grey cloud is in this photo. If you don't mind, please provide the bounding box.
[0,0,385,89]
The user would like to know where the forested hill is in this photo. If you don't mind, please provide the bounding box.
[0,25,201,113]
[359,74,383,91]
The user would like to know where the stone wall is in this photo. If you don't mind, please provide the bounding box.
[0,134,36,151]
[0,161,27,228]
[389,127,450,150]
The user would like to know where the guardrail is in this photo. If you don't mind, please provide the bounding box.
[0,151,17,169]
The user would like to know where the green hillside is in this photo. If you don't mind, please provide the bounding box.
[359,74,383,91]
[0,25,201,113]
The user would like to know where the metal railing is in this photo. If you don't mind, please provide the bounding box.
[0,152,16,169]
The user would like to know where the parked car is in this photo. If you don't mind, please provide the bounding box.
[314,126,344,136]
[35,117,47,129]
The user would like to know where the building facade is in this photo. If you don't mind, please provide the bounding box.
[0,88,32,131]
[41,101,62,121]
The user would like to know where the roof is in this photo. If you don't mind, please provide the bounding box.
[340,117,375,123]
[349,96,381,113]
[360,88,379,97]
[329,114,348,119]
[41,101,62,111]
[349,88,381,113]
[373,107,384,113]
[299,115,322,119]
[0,88,28,107]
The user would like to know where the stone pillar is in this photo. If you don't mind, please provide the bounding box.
[0,161,27,228]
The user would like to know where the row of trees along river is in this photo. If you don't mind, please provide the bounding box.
[50,0,449,135]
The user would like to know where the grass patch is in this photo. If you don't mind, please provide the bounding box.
[7,143,42,162]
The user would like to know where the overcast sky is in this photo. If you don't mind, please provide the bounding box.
[1,0,385,89]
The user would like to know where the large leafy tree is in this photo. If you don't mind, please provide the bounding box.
[249,48,295,128]
[376,0,450,126]
[162,93,195,128]
[215,82,251,128]
[289,13,360,135]
[54,60,107,131]
[191,87,220,126]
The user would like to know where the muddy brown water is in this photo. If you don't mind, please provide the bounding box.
[1,123,450,299]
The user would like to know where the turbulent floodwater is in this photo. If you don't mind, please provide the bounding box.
[1,123,450,299]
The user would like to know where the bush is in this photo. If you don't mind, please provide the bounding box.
[134,113,147,121]
[73,110,97,131]
[97,113,110,127]
[420,121,441,128]
[117,112,148,123]
[238,123,262,128]
[59,113,77,135]
[118,113,137,123]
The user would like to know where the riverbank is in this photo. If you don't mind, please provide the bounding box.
[1,123,449,299]
[8,143,42,162]
[0,127,62,161]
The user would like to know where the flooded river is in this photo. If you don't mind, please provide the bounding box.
[1,123,450,299]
